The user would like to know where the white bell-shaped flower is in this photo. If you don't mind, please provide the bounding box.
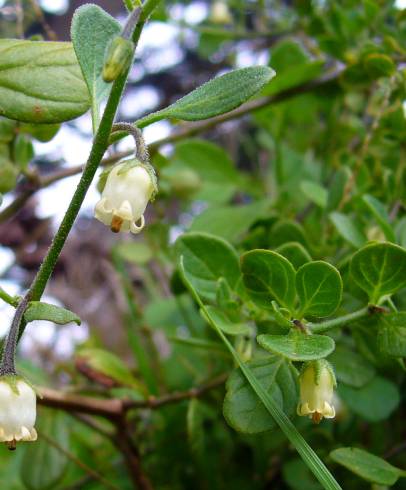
[0,376,37,447]
[95,161,156,234]
[210,1,233,24]
[297,360,336,423]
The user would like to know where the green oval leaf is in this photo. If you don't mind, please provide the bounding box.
[114,242,153,265]
[257,332,335,361]
[175,232,240,302]
[300,180,328,208]
[364,53,396,78]
[203,306,251,336]
[338,376,400,422]
[276,242,312,270]
[24,301,81,325]
[0,39,90,123]
[190,200,270,241]
[77,348,146,394]
[350,242,406,304]
[241,249,296,311]
[71,4,121,129]
[137,66,275,127]
[170,138,239,205]
[282,458,323,490]
[362,194,396,243]
[223,356,298,433]
[330,447,404,486]
[296,261,342,318]
[377,312,406,357]
[329,212,366,248]
[328,346,375,388]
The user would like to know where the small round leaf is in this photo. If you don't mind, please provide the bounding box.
[241,250,296,311]
[296,261,342,318]
[350,242,406,304]
[330,447,404,486]
[257,332,335,361]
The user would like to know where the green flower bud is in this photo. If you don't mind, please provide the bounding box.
[102,37,134,83]
[0,158,18,194]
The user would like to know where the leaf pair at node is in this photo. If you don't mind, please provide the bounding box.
[241,249,343,320]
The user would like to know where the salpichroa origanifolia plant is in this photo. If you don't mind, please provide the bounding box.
[0,1,405,489]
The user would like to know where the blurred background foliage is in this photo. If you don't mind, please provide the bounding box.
[0,0,405,489]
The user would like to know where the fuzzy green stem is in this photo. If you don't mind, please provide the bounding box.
[0,294,31,375]
[111,123,149,163]
[122,7,142,40]
[131,0,161,44]
[6,0,161,350]
[28,74,130,303]
[308,307,370,334]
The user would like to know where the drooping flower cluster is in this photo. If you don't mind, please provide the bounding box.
[95,159,157,234]
[297,360,336,423]
[0,376,37,449]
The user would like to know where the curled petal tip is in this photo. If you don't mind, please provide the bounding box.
[130,214,145,234]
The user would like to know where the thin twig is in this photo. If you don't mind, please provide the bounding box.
[38,387,124,419]
[38,374,227,416]
[113,417,154,490]
[27,0,58,40]
[124,373,227,410]
[70,412,114,439]
[338,77,394,209]
[40,432,120,490]
[14,0,24,38]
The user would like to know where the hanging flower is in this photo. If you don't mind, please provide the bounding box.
[210,1,233,24]
[297,360,336,423]
[0,376,37,449]
[237,336,253,362]
[95,160,157,234]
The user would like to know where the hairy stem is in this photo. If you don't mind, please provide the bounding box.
[0,294,31,375]
[308,307,371,334]
[5,0,161,351]
[122,6,142,40]
[131,0,161,44]
[111,123,149,163]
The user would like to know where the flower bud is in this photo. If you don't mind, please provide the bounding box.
[367,226,386,242]
[94,160,157,234]
[236,336,252,362]
[0,158,18,194]
[0,376,37,449]
[102,37,134,83]
[297,360,336,423]
[210,1,233,24]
